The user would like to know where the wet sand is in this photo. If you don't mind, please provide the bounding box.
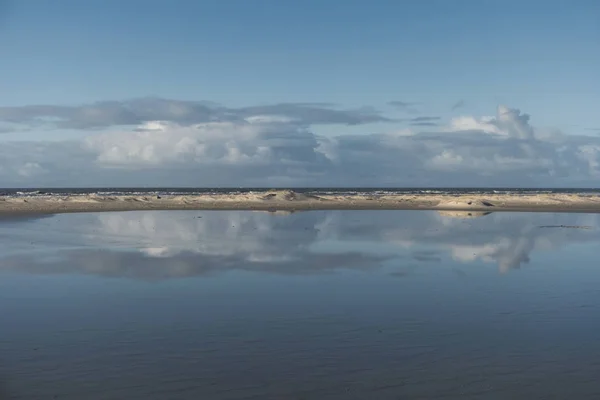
[2,189,600,214]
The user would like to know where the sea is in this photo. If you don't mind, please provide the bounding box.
[1,196,600,399]
[2,186,600,198]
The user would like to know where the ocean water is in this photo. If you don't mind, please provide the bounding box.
[1,210,600,399]
[2,186,600,198]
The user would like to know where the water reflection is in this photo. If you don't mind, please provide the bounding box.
[0,210,598,277]
[2,210,600,399]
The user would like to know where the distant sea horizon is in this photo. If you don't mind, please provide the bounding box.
[2,187,600,198]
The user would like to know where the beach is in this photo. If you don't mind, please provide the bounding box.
[2,189,600,214]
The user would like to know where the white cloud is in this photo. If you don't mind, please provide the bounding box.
[577,145,600,176]
[495,105,535,140]
[388,128,415,137]
[84,119,331,171]
[429,150,465,170]
[0,98,392,129]
[447,115,502,135]
[17,162,44,177]
[1,101,600,187]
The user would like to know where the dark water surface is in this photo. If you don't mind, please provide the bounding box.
[1,210,600,399]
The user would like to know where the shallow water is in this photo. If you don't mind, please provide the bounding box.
[1,210,600,399]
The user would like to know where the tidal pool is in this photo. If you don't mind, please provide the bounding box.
[1,210,599,399]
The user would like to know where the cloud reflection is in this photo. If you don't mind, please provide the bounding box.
[0,210,598,279]
[329,210,599,273]
[0,249,388,281]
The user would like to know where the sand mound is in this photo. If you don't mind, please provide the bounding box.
[260,190,320,202]
[437,199,495,209]
[437,211,492,219]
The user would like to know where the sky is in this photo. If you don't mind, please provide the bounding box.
[0,0,599,187]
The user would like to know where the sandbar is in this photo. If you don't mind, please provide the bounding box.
[2,190,600,215]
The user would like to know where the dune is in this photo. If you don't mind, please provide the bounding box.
[2,190,600,215]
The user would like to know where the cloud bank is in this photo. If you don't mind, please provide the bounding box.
[1,98,599,187]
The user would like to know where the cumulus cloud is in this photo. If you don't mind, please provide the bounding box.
[446,115,502,135]
[84,120,325,167]
[494,105,535,140]
[1,100,600,187]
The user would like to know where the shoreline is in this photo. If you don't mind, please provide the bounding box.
[3,190,600,214]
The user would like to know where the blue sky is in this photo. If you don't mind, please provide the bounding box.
[0,0,599,186]
[2,0,599,126]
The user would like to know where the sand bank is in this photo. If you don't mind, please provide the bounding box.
[2,189,600,214]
